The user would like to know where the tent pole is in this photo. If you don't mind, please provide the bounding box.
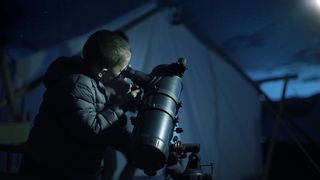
[262,78,289,180]
[0,76,43,110]
[0,41,20,122]
[255,74,298,84]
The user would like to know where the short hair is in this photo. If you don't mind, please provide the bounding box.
[83,30,131,68]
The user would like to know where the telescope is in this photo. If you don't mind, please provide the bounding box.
[122,58,187,175]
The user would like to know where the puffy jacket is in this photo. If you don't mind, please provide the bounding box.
[21,56,129,177]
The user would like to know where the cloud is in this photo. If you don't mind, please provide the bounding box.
[300,74,320,82]
[221,22,277,52]
[293,47,320,65]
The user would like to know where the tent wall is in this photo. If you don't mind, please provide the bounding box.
[11,2,262,179]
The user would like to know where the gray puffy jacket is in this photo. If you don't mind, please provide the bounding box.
[22,56,130,176]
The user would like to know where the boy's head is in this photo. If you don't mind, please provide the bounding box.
[83,30,131,81]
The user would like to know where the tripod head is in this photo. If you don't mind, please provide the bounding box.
[167,141,213,180]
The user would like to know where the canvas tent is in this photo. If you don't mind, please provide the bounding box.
[1,2,263,179]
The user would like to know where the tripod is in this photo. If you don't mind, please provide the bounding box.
[165,141,213,180]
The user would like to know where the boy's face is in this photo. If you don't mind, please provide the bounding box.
[99,51,131,82]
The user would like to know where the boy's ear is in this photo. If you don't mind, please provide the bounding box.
[98,68,109,78]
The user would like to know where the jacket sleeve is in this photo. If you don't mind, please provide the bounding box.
[56,76,123,145]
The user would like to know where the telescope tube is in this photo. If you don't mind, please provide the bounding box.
[130,75,183,172]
